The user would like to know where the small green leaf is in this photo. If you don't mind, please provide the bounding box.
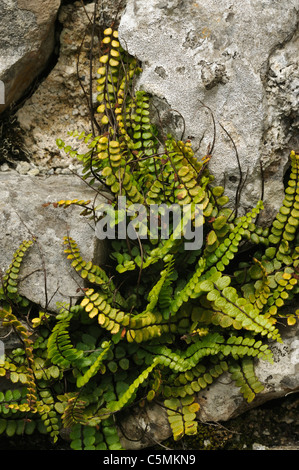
[207,230,217,245]
[199,280,214,292]
[213,216,227,230]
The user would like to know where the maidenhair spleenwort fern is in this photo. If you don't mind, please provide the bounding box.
[0,24,298,450]
[164,396,200,441]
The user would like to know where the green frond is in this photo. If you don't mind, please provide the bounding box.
[268,151,298,253]
[47,319,84,368]
[1,239,34,298]
[108,358,159,412]
[164,396,200,441]
[69,416,123,450]
[76,341,111,388]
[143,255,175,318]
[229,358,264,403]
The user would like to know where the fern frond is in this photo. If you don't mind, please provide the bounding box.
[76,341,111,388]
[229,358,264,403]
[1,239,34,298]
[69,416,123,450]
[62,394,87,429]
[265,269,298,315]
[143,255,175,318]
[38,389,60,442]
[163,360,228,398]
[0,417,37,437]
[125,308,193,344]
[64,236,127,309]
[80,288,130,335]
[199,275,280,341]
[108,358,159,412]
[0,304,37,410]
[268,151,298,255]
[47,319,84,368]
[101,416,124,450]
[148,332,272,373]
[164,396,200,441]
[63,236,110,287]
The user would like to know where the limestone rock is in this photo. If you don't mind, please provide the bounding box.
[0,171,107,313]
[118,0,299,224]
[118,402,171,450]
[0,0,61,114]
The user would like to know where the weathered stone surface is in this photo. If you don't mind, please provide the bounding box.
[0,171,107,313]
[118,0,299,224]
[118,402,171,450]
[0,0,61,114]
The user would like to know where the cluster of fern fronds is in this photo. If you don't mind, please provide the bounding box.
[0,27,298,450]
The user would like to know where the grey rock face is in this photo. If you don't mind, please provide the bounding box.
[0,0,61,113]
[118,402,171,450]
[119,0,299,224]
[0,171,107,313]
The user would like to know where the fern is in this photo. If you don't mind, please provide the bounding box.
[76,341,111,388]
[38,389,60,442]
[164,396,200,441]
[1,240,34,295]
[229,358,264,403]
[0,305,37,411]
[143,255,175,317]
[108,358,160,412]
[61,394,88,429]
[69,417,123,450]
[63,236,127,308]
[0,417,37,437]
[47,319,84,368]
[0,23,297,450]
